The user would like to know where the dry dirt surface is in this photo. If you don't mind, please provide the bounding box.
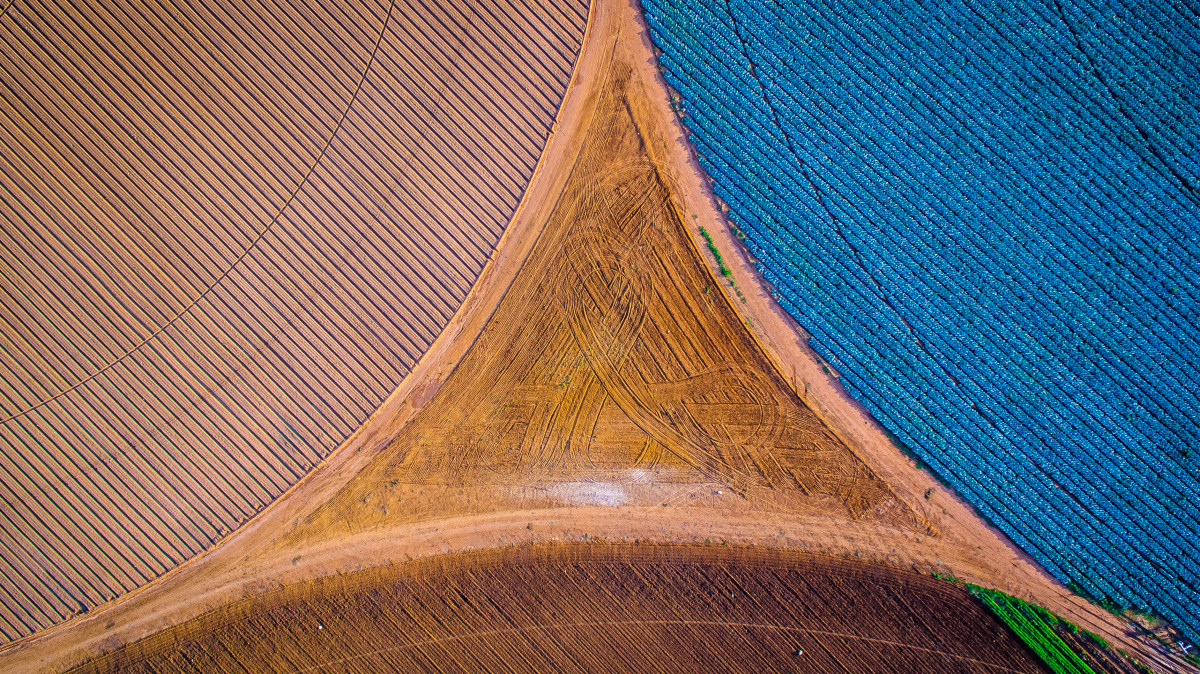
[0,0,588,642]
[287,37,930,544]
[0,0,1189,672]
[70,543,1050,673]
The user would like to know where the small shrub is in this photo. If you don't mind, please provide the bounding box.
[698,226,731,277]
[1096,596,1125,615]
[1080,631,1108,649]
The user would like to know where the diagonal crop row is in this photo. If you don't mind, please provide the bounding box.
[0,0,590,643]
[643,0,1200,641]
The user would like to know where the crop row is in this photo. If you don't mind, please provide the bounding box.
[969,585,1095,674]
[0,0,589,643]
[644,0,1200,640]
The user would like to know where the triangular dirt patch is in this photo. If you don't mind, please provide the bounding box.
[296,57,920,537]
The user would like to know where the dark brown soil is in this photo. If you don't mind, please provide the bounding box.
[73,544,1049,673]
[1058,627,1148,674]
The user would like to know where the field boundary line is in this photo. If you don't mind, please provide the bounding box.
[0,2,610,664]
[0,0,396,425]
[297,618,1035,673]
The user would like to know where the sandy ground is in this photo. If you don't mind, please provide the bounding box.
[0,1,1189,672]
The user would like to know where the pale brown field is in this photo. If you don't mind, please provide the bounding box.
[0,0,588,642]
[71,544,1050,673]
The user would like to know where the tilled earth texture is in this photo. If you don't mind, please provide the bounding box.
[291,51,928,543]
[71,544,1050,673]
[2,1,1182,671]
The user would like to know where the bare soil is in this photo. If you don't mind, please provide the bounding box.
[71,543,1049,673]
[286,33,925,547]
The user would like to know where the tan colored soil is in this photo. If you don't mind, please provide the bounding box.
[0,0,1187,672]
[72,544,1048,673]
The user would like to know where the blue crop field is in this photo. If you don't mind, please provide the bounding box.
[641,0,1200,638]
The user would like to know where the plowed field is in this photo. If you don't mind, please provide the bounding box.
[70,544,1050,673]
[0,0,588,642]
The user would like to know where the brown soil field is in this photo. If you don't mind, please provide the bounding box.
[1058,629,1147,674]
[71,544,1049,673]
[0,0,588,643]
[0,0,1189,672]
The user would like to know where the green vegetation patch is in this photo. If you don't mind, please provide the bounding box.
[968,585,1095,674]
[698,226,731,277]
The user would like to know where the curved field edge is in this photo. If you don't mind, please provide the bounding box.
[0,0,587,642]
[0,0,614,668]
[68,543,1049,673]
[638,0,1199,645]
[625,2,1195,672]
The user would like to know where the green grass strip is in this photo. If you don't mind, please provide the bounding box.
[698,226,731,277]
[968,585,1095,674]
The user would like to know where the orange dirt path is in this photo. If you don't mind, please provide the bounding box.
[0,0,1183,672]
[285,27,925,545]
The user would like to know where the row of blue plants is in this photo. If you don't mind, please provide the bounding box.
[643,0,1200,639]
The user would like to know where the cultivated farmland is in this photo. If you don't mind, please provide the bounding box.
[70,544,1051,673]
[0,0,588,642]
[643,0,1200,643]
[0,1,1186,671]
